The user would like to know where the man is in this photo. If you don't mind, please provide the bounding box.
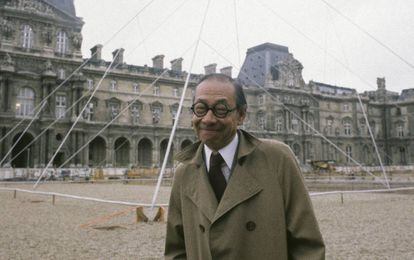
[165,73,325,259]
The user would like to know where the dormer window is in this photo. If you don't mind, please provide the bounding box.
[21,25,33,49]
[56,31,68,54]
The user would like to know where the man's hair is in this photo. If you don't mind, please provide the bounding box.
[196,73,247,110]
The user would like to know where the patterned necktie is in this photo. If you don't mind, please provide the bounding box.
[208,152,227,202]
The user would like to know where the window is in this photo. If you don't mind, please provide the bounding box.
[56,31,68,54]
[173,87,179,97]
[84,103,94,121]
[153,85,160,96]
[326,117,334,135]
[275,117,283,132]
[346,145,352,163]
[397,124,404,137]
[291,117,299,134]
[343,103,350,112]
[87,79,94,90]
[257,113,265,129]
[131,105,140,124]
[109,103,120,120]
[171,106,178,125]
[344,122,352,136]
[110,80,117,92]
[55,95,66,119]
[132,83,139,93]
[21,25,33,49]
[306,114,314,133]
[257,94,264,105]
[152,107,161,124]
[16,88,35,117]
[58,69,65,80]
[360,123,366,136]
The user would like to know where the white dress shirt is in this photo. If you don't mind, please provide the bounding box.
[204,133,238,182]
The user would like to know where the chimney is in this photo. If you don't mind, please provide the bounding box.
[112,48,125,65]
[171,58,183,72]
[220,66,232,77]
[377,77,386,90]
[204,63,217,75]
[152,54,165,69]
[90,44,103,61]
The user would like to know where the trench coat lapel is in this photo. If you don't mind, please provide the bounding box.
[213,130,263,222]
[182,143,218,223]
[178,130,263,223]
[213,159,262,222]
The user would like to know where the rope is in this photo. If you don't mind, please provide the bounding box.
[150,0,212,209]
[0,0,157,147]
[0,187,168,207]
[3,0,189,168]
[356,93,390,188]
[320,0,414,70]
[200,38,389,187]
[54,42,197,170]
[33,50,122,189]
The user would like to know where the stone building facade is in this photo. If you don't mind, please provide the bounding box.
[0,0,413,169]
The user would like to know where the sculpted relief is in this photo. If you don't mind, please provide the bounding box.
[272,54,306,89]
[5,0,55,15]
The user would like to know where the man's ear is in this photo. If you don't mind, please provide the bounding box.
[237,106,247,125]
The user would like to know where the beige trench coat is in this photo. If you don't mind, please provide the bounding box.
[165,130,325,259]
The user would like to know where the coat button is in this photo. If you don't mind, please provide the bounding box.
[246,221,256,231]
[199,224,205,233]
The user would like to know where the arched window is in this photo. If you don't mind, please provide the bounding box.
[21,25,33,49]
[342,118,352,136]
[56,31,68,54]
[16,88,35,117]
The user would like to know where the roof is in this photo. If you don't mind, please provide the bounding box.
[44,0,76,16]
[237,42,290,86]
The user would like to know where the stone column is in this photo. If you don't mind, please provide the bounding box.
[39,133,46,167]
[153,136,159,167]
[83,132,89,167]
[106,137,113,167]
[1,127,12,167]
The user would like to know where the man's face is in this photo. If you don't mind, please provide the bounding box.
[192,79,246,151]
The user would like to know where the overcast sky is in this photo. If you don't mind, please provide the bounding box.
[74,0,414,94]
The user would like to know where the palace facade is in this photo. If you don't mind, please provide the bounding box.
[1,0,413,169]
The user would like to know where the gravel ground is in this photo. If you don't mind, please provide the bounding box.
[0,182,413,259]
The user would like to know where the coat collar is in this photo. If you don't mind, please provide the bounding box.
[178,130,263,223]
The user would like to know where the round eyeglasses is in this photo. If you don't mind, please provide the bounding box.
[191,102,236,118]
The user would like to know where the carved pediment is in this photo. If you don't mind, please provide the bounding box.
[5,0,55,16]
[274,54,305,88]
[4,0,81,22]
[105,97,122,107]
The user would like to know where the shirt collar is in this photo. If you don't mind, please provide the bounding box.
[204,133,239,171]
